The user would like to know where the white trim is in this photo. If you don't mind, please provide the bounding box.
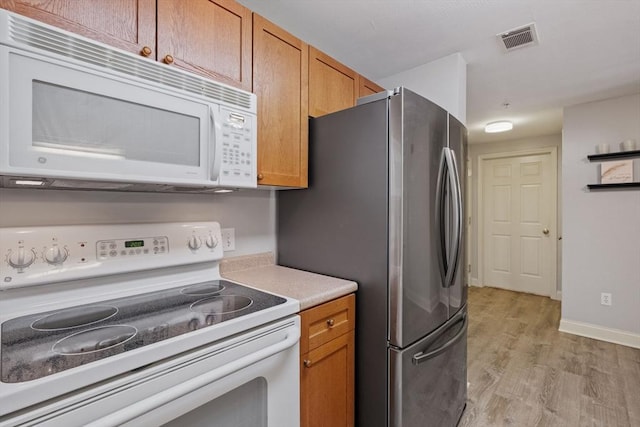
[470,277,481,287]
[466,157,473,295]
[559,318,640,349]
[552,290,562,301]
[478,147,558,298]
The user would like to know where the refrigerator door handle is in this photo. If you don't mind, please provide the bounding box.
[444,148,462,288]
[411,313,468,365]
[435,148,448,286]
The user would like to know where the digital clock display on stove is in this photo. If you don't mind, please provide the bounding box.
[124,240,144,248]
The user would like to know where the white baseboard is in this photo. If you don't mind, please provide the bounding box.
[559,318,640,349]
[552,290,562,301]
[470,277,481,287]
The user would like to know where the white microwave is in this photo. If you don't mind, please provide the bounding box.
[0,10,257,192]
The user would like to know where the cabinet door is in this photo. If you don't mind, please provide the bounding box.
[309,46,358,117]
[253,14,308,188]
[358,75,385,98]
[157,0,252,91]
[301,331,355,427]
[0,0,156,57]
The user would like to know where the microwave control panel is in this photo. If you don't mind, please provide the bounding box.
[0,222,223,289]
[219,107,256,188]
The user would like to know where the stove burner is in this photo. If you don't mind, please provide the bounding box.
[31,305,118,331]
[52,325,137,355]
[180,281,225,296]
[190,295,253,315]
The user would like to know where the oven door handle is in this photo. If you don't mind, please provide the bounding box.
[85,331,299,427]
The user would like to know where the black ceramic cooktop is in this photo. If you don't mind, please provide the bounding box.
[1,280,286,383]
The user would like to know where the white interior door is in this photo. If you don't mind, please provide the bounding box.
[482,153,557,296]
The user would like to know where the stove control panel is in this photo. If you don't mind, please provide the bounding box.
[0,222,223,290]
[97,236,168,260]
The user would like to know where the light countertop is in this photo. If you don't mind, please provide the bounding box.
[221,253,357,311]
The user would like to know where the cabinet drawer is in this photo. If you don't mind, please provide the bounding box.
[300,294,355,354]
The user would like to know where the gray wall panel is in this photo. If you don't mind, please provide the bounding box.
[277,100,390,427]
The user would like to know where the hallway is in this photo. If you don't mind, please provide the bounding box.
[459,287,640,427]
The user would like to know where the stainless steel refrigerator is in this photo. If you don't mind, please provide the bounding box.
[277,87,468,427]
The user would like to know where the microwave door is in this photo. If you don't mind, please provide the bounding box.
[2,48,210,186]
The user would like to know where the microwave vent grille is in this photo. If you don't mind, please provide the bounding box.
[7,15,255,111]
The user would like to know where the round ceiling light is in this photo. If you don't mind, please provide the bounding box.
[484,121,513,133]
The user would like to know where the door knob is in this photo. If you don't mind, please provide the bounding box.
[542,228,550,235]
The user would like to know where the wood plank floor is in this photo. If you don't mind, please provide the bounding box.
[458,286,640,427]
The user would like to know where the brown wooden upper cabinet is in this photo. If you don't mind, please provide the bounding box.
[0,0,156,55]
[358,75,385,98]
[157,0,252,91]
[1,0,252,91]
[309,46,358,117]
[252,14,309,188]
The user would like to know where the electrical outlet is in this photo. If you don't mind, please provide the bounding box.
[600,292,612,306]
[221,228,235,252]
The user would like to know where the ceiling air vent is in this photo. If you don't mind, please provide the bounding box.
[497,22,539,52]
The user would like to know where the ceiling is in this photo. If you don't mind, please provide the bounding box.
[237,0,640,143]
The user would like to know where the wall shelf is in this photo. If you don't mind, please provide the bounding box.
[587,182,640,190]
[587,150,640,161]
[587,150,639,189]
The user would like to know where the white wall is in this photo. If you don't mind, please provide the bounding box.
[561,93,640,345]
[378,52,467,125]
[0,189,276,257]
[467,134,563,290]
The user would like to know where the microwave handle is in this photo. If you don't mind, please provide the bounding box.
[209,106,223,181]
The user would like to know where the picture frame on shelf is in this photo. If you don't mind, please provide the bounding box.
[600,160,634,184]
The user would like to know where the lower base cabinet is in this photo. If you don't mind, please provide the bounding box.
[300,294,355,427]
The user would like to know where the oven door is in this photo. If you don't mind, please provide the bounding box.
[0,46,218,186]
[0,316,300,427]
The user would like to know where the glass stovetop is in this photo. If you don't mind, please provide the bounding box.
[1,280,286,383]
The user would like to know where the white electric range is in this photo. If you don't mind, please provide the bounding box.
[0,222,300,426]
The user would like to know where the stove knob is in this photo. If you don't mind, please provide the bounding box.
[187,236,202,251]
[44,246,69,265]
[205,234,218,249]
[7,248,36,269]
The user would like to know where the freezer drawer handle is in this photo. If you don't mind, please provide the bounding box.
[411,314,467,365]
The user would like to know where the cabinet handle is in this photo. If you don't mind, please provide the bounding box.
[257,173,264,181]
[140,46,153,57]
[326,319,335,327]
[303,359,312,368]
[163,54,175,65]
